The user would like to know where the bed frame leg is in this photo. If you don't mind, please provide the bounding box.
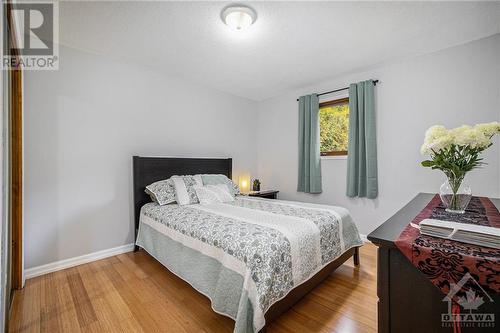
[353,247,360,266]
[134,245,139,252]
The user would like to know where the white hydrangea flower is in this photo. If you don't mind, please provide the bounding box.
[450,125,472,145]
[451,125,491,149]
[431,133,454,151]
[421,125,453,154]
[474,122,500,137]
[423,125,447,145]
[420,143,431,155]
[421,122,499,155]
[420,122,499,178]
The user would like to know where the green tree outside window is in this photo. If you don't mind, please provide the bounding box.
[319,103,349,155]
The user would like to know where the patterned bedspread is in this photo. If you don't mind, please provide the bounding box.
[136,196,362,333]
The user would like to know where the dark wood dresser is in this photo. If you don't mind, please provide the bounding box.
[368,193,500,333]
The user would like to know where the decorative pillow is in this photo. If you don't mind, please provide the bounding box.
[194,184,235,205]
[145,179,176,205]
[200,174,240,196]
[171,175,203,205]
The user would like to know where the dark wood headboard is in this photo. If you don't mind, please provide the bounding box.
[132,156,232,249]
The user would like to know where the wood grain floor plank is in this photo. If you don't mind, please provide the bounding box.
[8,293,23,333]
[103,265,166,332]
[138,276,209,333]
[10,244,377,333]
[116,253,150,280]
[150,269,234,332]
[291,296,374,333]
[77,263,127,333]
[40,274,63,332]
[66,272,98,328]
[119,317,146,333]
[54,270,82,333]
[10,278,42,333]
[96,272,135,323]
[141,300,190,333]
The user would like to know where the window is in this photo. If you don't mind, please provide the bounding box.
[319,97,349,156]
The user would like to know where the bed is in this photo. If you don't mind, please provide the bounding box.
[133,156,363,333]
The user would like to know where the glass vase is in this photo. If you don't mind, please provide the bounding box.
[439,177,472,214]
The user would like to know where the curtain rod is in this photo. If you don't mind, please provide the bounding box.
[296,79,379,102]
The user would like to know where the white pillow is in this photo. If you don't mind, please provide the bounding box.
[198,174,240,196]
[145,178,176,205]
[171,175,203,205]
[194,184,235,205]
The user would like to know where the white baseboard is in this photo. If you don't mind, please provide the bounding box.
[25,243,135,280]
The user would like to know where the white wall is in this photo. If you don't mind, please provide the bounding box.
[257,35,500,235]
[24,45,258,269]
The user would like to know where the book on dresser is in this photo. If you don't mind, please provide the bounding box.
[419,219,500,249]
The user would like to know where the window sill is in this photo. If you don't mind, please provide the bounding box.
[321,155,348,160]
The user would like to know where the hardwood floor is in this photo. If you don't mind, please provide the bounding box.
[9,244,377,333]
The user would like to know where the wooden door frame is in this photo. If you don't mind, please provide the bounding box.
[6,2,23,290]
[10,69,22,290]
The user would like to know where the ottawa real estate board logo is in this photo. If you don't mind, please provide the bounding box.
[442,273,495,329]
[3,1,59,70]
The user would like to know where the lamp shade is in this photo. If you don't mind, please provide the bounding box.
[238,175,251,193]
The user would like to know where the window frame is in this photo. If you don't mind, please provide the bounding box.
[319,97,350,157]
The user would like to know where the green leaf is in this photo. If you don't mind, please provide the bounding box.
[421,160,434,167]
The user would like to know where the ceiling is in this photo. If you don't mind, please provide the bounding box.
[59,1,500,101]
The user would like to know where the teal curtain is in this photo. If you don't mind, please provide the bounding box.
[298,94,322,193]
[346,80,378,199]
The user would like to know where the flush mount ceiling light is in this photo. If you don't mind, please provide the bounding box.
[221,5,257,31]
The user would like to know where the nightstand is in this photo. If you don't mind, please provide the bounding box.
[246,190,279,199]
